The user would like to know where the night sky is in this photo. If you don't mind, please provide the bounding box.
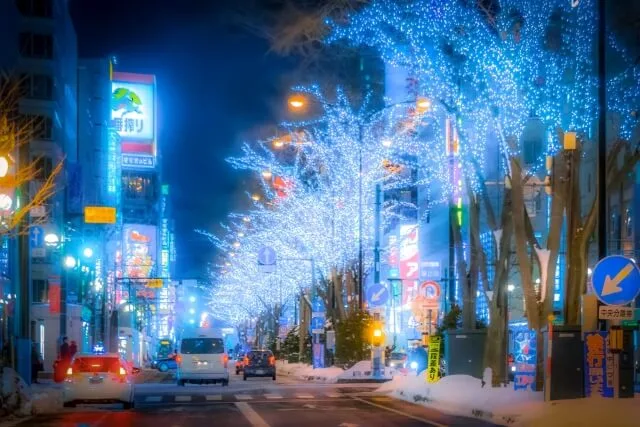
[69,0,296,278]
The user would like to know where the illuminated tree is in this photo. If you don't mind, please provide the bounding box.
[0,72,63,235]
[331,0,640,387]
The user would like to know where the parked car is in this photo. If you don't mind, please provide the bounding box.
[387,352,407,369]
[63,353,138,409]
[235,354,245,375]
[151,357,178,372]
[243,350,276,381]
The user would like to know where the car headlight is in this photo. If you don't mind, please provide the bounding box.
[511,365,516,372]
[410,361,418,370]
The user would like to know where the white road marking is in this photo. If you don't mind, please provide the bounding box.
[236,402,271,427]
[235,394,253,400]
[206,395,222,401]
[351,397,446,427]
[175,395,192,402]
[325,392,341,398]
[145,396,162,402]
[296,393,314,399]
[264,393,283,399]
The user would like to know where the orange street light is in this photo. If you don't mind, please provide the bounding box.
[272,138,285,149]
[416,97,431,113]
[251,194,261,202]
[288,94,307,110]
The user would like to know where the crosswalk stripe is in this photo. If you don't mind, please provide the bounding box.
[206,395,222,401]
[145,396,162,402]
[175,395,192,402]
[325,392,341,398]
[296,394,314,399]
[264,393,283,399]
[235,394,253,400]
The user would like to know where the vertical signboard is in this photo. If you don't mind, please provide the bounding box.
[123,224,157,279]
[584,331,614,398]
[160,185,170,277]
[426,335,441,383]
[512,327,537,391]
[400,225,419,281]
[111,72,156,169]
[48,275,61,314]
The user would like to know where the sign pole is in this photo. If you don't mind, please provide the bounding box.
[545,314,554,402]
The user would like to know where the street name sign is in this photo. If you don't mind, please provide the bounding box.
[592,255,640,306]
[598,305,634,321]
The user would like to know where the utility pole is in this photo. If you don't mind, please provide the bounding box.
[374,183,382,286]
[358,124,364,310]
[597,0,607,260]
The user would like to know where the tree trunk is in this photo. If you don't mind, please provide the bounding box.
[333,268,346,321]
[451,207,474,329]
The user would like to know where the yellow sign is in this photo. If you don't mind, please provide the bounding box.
[426,336,441,383]
[84,206,116,224]
[146,279,163,289]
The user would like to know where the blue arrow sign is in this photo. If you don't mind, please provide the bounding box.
[257,246,276,266]
[30,226,44,248]
[366,283,389,308]
[592,255,640,306]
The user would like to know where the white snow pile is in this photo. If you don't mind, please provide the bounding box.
[378,368,540,425]
[0,367,32,418]
[278,362,344,383]
[378,368,640,426]
[337,360,393,380]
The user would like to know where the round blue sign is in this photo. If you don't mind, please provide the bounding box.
[366,283,389,308]
[591,255,640,306]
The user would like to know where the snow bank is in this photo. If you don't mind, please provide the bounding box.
[278,362,344,383]
[378,368,540,425]
[1,367,32,418]
[379,368,640,426]
[337,360,394,380]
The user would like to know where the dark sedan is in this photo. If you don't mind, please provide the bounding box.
[243,350,276,381]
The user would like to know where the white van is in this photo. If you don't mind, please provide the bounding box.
[176,329,229,386]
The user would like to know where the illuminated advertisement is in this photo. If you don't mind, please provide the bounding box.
[512,327,537,391]
[400,225,419,305]
[111,72,156,169]
[584,331,614,398]
[160,185,170,278]
[123,224,157,279]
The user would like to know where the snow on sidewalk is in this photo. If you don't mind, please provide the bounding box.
[377,369,640,426]
[278,362,344,383]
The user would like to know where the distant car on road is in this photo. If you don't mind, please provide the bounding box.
[235,354,245,375]
[243,350,276,381]
[387,352,407,369]
[176,329,230,386]
[151,357,178,372]
[63,352,138,409]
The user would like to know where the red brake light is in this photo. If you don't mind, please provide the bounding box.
[223,354,229,368]
[66,367,73,376]
[176,355,182,365]
[244,357,249,365]
[119,367,127,376]
[268,356,275,366]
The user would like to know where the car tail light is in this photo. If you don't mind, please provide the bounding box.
[244,357,249,365]
[223,354,229,368]
[176,355,182,365]
[66,367,73,376]
[119,367,127,376]
[268,356,275,366]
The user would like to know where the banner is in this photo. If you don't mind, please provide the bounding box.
[513,327,536,391]
[584,331,614,398]
[48,284,60,314]
[426,335,441,383]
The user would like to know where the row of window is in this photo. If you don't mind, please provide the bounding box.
[16,0,53,18]
[21,74,54,100]
[19,32,54,59]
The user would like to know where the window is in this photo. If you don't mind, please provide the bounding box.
[32,156,53,180]
[72,357,121,373]
[16,0,53,18]
[24,115,53,140]
[180,338,224,354]
[19,32,53,59]
[21,74,53,100]
[32,279,47,303]
[122,172,155,200]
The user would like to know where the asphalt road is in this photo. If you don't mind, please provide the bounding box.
[16,370,499,427]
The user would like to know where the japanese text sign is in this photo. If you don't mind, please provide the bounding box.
[426,336,441,383]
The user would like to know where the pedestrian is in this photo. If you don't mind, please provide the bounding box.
[31,343,43,383]
[69,340,78,360]
[60,337,70,362]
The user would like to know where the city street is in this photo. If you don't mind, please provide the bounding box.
[15,371,498,427]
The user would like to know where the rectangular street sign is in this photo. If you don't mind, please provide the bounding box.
[598,305,634,320]
[84,206,116,224]
[146,279,163,288]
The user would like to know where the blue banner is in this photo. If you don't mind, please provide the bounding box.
[512,327,536,391]
[584,331,614,398]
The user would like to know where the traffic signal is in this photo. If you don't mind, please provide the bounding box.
[371,321,384,347]
[0,154,15,213]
